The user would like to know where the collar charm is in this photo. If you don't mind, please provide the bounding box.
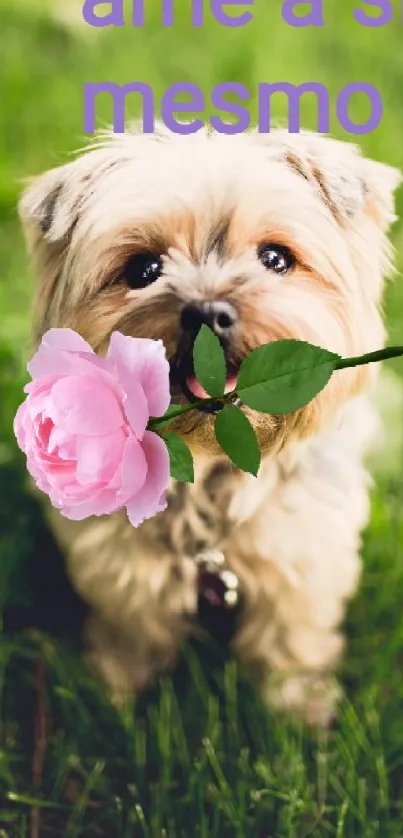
[195,550,242,645]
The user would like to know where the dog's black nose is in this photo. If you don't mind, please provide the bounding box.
[181,301,238,337]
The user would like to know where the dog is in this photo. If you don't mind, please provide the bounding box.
[18,125,401,725]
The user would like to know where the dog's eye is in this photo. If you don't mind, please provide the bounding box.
[258,244,295,276]
[123,252,163,289]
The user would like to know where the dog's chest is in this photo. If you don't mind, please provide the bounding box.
[155,462,236,557]
[159,462,244,642]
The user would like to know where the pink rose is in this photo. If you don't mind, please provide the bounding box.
[13,329,171,526]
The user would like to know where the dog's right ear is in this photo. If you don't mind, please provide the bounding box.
[18,161,82,253]
[18,161,84,340]
[18,141,127,337]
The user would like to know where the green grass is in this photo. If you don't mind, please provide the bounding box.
[2,1,403,835]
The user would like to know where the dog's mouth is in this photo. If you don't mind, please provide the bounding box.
[171,347,241,414]
[184,364,240,413]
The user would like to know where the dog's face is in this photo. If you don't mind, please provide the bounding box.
[19,127,400,456]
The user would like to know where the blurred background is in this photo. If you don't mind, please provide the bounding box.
[1,2,403,835]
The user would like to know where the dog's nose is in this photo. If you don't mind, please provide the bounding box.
[180,301,238,337]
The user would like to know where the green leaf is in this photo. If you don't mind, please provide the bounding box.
[215,404,261,476]
[163,432,194,483]
[193,324,227,398]
[236,340,340,415]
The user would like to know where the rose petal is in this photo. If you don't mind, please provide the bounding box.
[26,454,48,485]
[34,416,53,449]
[14,402,29,451]
[58,488,122,520]
[116,434,148,506]
[32,421,76,463]
[107,461,123,491]
[70,352,124,400]
[125,431,169,527]
[28,328,94,378]
[25,385,54,422]
[47,375,124,436]
[44,469,75,495]
[47,426,72,455]
[26,456,74,499]
[121,378,149,440]
[48,476,112,510]
[75,429,126,486]
[107,331,170,418]
[24,375,58,395]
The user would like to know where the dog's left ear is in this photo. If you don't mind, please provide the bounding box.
[269,131,401,232]
[358,153,402,231]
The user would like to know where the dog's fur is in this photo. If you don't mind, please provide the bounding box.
[19,126,401,724]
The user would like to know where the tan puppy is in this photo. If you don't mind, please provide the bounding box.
[18,125,401,724]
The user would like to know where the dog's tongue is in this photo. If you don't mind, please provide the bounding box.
[186,372,238,400]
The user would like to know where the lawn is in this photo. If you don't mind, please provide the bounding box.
[1,1,403,835]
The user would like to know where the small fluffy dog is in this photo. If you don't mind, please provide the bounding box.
[19,125,401,725]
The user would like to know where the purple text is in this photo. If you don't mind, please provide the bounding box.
[82,0,254,27]
[83,80,383,136]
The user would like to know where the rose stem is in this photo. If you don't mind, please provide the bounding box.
[149,345,403,429]
[148,392,236,428]
[334,346,403,369]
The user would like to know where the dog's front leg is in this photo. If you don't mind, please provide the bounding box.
[47,508,198,704]
[80,554,198,705]
[228,543,360,726]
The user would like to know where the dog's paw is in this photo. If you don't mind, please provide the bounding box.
[263,671,341,727]
[85,648,153,707]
